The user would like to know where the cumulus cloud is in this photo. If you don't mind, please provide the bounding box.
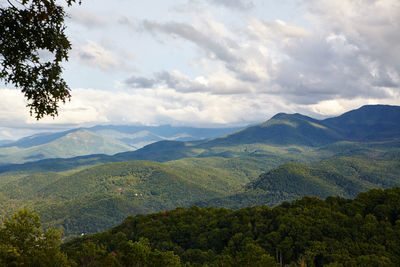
[126,69,253,95]
[71,40,136,73]
[0,86,288,130]
[142,20,239,63]
[271,0,400,104]
[135,0,399,110]
[139,18,275,88]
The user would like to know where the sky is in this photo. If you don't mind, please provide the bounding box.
[0,0,399,140]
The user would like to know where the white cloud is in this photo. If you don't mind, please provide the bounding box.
[270,0,400,104]
[307,94,400,117]
[0,88,30,127]
[68,8,108,29]
[73,41,119,71]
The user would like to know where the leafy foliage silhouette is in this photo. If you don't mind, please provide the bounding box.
[0,0,80,118]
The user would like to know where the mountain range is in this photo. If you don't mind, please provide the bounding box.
[0,104,399,239]
[0,125,240,165]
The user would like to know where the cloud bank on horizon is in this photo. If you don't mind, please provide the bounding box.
[0,0,399,139]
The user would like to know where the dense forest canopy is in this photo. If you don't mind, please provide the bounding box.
[59,187,400,266]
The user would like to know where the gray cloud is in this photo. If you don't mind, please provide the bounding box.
[155,72,209,92]
[126,71,208,93]
[269,0,400,104]
[125,76,156,88]
[72,40,136,73]
[140,20,269,85]
[141,20,238,63]
[206,0,254,10]
[125,70,252,95]
[78,52,95,61]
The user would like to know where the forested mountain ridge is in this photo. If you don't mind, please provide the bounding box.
[0,159,262,237]
[61,187,400,266]
[195,154,400,209]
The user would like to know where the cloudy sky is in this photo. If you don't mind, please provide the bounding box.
[1,0,399,140]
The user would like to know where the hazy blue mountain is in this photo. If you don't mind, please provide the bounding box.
[0,125,241,165]
[0,104,398,171]
[0,130,134,165]
[88,125,241,149]
[0,125,241,150]
[0,129,81,149]
[0,139,13,146]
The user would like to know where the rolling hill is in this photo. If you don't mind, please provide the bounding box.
[195,153,400,209]
[0,159,261,238]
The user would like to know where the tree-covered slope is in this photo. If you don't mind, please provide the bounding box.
[0,159,260,238]
[1,139,399,238]
[62,187,400,266]
[196,154,400,209]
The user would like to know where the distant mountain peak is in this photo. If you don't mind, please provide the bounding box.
[206,104,399,147]
[270,112,314,121]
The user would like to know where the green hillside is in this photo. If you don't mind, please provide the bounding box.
[61,187,400,266]
[0,159,261,238]
[196,154,400,209]
[1,143,399,239]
